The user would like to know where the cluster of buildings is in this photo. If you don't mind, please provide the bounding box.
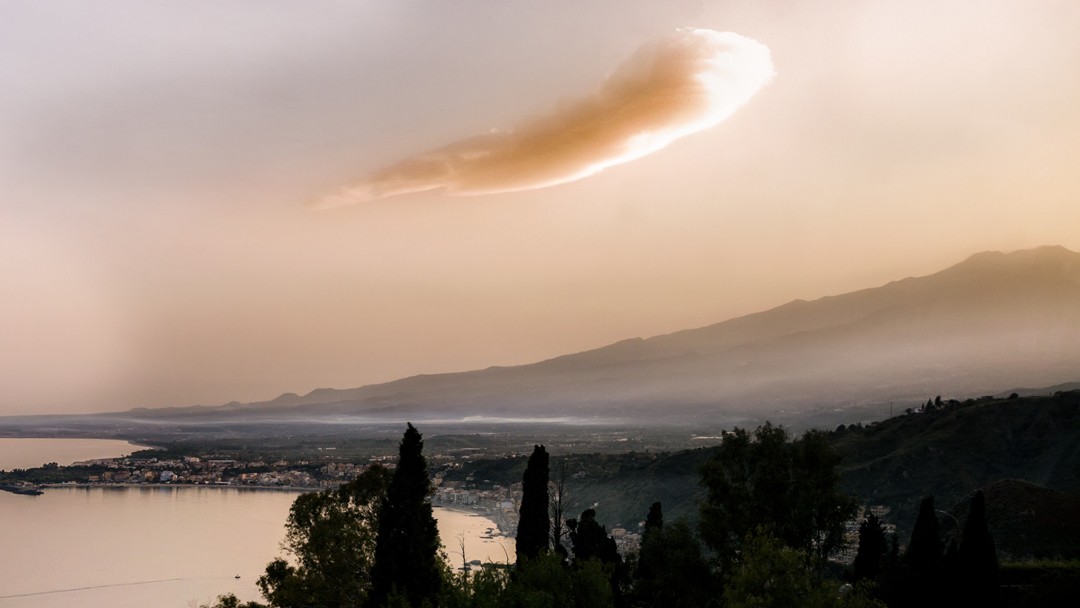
[61,450,650,556]
[69,455,350,489]
[432,476,521,538]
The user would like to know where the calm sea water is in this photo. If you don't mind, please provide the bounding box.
[0,438,146,470]
[0,439,513,608]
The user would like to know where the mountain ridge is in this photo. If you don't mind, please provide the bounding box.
[25,245,1080,425]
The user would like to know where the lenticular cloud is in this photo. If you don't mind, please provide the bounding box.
[314,28,774,208]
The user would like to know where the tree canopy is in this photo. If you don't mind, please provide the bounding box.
[256,465,390,608]
[699,423,856,573]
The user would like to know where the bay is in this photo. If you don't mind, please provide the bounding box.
[0,439,514,608]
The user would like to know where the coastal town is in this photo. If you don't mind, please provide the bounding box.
[0,448,649,556]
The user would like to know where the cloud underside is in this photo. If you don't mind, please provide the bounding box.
[314,29,774,208]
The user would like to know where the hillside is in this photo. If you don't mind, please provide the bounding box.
[830,390,1080,543]
[951,479,1080,560]
[444,390,1080,554]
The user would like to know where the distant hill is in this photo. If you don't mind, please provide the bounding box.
[951,479,1080,560]
[437,390,1080,560]
[444,390,1080,557]
[833,390,1080,544]
[3,245,1079,433]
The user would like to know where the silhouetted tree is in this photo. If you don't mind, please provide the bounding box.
[258,465,390,608]
[550,458,570,557]
[904,496,942,576]
[852,513,888,583]
[567,508,625,606]
[643,502,663,538]
[891,496,945,607]
[699,423,855,574]
[369,423,441,608]
[634,507,713,608]
[958,490,998,605]
[517,444,550,565]
[568,508,619,567]
[635,502,664,597]
[724,531,884,608]
[500,551,614,608]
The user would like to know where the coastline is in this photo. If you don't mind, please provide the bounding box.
[40,482,317,493]
[432,500,515,540]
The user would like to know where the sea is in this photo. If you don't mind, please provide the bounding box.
[0,438,513,608]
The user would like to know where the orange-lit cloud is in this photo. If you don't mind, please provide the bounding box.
[314,28,774,208]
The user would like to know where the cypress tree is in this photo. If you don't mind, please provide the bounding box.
[643,502,663,538]
[900,496,944,606]
[905,496,942,576]
[636,503,664,586]
[516,444,550,564]
[958,490,998,604]
[852,513,888,582]
[368,423,441,608]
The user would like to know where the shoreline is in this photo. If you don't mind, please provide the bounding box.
[40,482,317,493]
[432,500,515,540]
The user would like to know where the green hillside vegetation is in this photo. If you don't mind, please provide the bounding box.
[448,390,1080,557]
[833,390,1080,541]
[443,447,713,530]
[954,479,1080,561]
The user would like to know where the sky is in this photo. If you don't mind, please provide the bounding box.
[2,0,1080,416]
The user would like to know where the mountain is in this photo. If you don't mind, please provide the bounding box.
[7,245,1080,430]
[177,246,1080,422]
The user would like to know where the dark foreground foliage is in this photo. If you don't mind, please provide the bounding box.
[200,414,1079,608]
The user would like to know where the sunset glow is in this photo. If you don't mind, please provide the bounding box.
[313,29,774,208]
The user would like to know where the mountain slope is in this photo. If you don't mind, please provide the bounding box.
[111,245,1080,425]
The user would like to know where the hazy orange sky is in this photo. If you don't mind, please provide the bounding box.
[2,1,1079,415]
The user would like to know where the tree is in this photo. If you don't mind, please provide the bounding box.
[904,496,942,576]
[567,508,624,606]
[369,423,442,608]
[568,508,619,567]
[958,490,998,604]
[699,423,855,573]
[500,551,614,608]
[725,532,885,608]
[635,502,664,599]
[517,444,550,564]
[643,501,663,538]
[884,496,945,607]
[791,430,857,575]
[258,465,390,607]
[550,458,570,557]
[634,509,714,608]
[852,513,888,582]
[724,532,829,608]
